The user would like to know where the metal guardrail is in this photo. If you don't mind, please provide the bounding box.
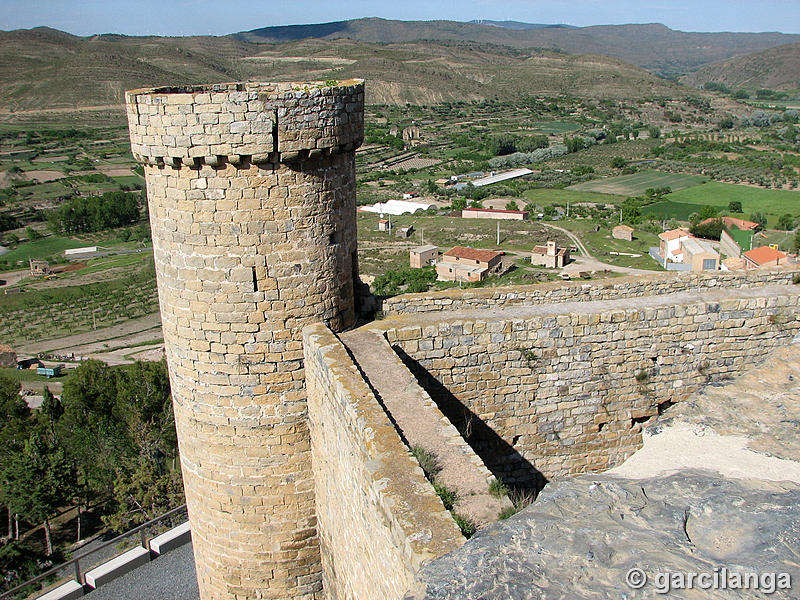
[0,504,188,600]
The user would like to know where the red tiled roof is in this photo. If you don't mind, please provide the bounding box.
[658,228,690,241]
[443,246,503,262]
[463,208,528,214]
[743,246,787,266]
[701,216,759,231]
[613,225,634,232]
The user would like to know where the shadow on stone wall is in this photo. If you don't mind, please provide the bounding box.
[392,345,547,493]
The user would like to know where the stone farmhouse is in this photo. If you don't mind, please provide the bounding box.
[612,224,633,241]
[117,80,800,600]
[531,240,570,268]
[435,246,504,282]
[409,245,439,268]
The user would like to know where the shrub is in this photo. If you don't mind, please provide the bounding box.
[488,478,509,498]
[411,446,441,480]
[434,482,457,510]
[452,513,477,538]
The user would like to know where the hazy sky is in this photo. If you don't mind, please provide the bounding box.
[2,0,799,37]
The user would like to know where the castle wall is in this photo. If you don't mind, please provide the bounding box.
[126,81,363,600]
[379,286,800,487]
[303,323,463,600]
[381,268,796,316]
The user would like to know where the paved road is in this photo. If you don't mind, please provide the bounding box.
[84,542,198,600]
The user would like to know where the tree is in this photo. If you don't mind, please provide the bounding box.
[718,117,734,130]
[103,459,183,533]
[611,156,626,169]
[451,197,467,211]
[505,201,520,211]
[749,212,768,229]
[40,387,63,444]
[697,205,719,222]
[728,201,743,213]
[4,436,76,555]
[777,214,795,231]
[691,218,724,240]
[426,179,437,194]
[647,125,661,139]
[620,199,641,225]
[0,377,31,539]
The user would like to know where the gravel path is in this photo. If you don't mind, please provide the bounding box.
[83,542,198,600]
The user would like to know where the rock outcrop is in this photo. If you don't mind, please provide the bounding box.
[404,345,800,599]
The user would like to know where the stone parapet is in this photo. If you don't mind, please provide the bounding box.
[126,80,364,167]
[373,285,800,487]
[303,323,463,600]
[381,267,798,316]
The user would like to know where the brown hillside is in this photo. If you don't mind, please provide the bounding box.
[682,42,800,91]
[0,30,691,111]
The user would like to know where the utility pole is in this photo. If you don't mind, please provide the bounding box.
[496,220,500,246]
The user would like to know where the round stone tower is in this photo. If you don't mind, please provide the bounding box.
[125,81,364,599]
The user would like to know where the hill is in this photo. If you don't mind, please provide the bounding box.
[0,30,692,111]
[682,42,800,92]
[233,18,800,74]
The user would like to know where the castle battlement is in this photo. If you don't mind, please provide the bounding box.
[126,80,364,167]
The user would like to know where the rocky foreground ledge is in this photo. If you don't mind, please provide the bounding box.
[404,344,800,599]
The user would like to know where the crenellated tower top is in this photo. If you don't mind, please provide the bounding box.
[125,79,364,168]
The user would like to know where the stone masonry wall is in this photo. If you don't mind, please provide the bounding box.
[303,323,463,600]
[379,286,800,487]
[126,82,363,600]
[381,268,796,316]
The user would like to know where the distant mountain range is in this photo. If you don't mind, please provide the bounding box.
[0,18,797,112]
[468,21,578,31]
[232,18,800,74]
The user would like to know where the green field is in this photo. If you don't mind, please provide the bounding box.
[568,170,707,197]
[641,200,708,220]
[522,188,625,207]
[665,182,800,218]
[1,236,91,266]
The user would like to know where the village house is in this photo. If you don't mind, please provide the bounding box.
[699,216,760,231]
[410,245,439,268]
[436,246,504,282]
[681,237,720,271]
[531,241,570,269]
[743,246,790,269]
[612,224,634,241]
[462,207,528,221]
[658,228,692,263]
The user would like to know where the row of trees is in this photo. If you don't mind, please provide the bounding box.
[47,191,142,234]
[0,360,181,590]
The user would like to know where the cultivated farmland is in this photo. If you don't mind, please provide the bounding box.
[568,170,708,197]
